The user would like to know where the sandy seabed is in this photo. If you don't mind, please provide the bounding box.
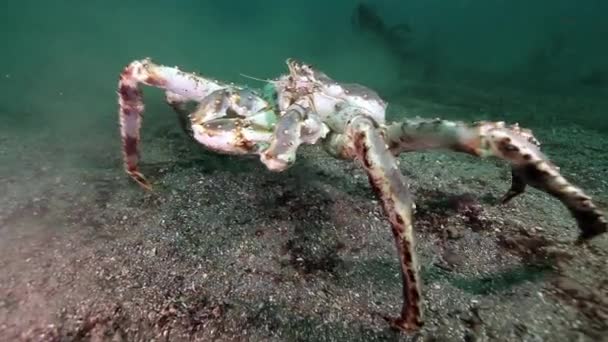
[0,93,607,341]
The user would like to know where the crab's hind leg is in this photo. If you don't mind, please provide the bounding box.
[383,118,607,241]
[343,114,423,332]
[118,59,225,189]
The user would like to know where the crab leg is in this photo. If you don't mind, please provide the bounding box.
[118,59,225,189]
[260,101,327,171]
[164,91,195,138]
[346,115,423,332]
[382,118,607,241]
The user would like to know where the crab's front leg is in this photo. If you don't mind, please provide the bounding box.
[382,118,607,241]
[339,114,423,332]
[118,59,225,189]
[165,91,196,139]
[260,100,328,171]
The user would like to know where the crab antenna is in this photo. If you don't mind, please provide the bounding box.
[239,73,274,83]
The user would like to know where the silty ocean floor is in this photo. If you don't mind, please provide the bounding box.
[0,81,607,341]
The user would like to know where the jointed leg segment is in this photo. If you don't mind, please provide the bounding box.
[118,59,286,189]
[165,91,195,138]
[260,100,328,172]
[383,118,607,240]
[260,103,308,171]
[118,59,225,189]
[346,115,423,331]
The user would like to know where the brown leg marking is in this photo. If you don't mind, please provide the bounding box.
[348,116,423,332]
[515,162,607,241]
[118,65,152,190]
[117,59,224,190]
[383,119,607,241]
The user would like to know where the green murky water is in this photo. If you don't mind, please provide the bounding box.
[1,0,607,134]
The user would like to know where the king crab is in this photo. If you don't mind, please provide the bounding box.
[117,58,606,332]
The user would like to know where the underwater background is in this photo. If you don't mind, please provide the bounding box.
[2,0,608,134]
[0,0,607,341]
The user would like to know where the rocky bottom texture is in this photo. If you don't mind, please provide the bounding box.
[0,112,606,341]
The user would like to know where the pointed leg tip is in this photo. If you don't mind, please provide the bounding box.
[137,179,154,192]
[499,195,512,205]
[139,182,154,192]
[576,220,607,243]
[572,209,607,243]
[499,192,520,205]
[387,316,424,334]
[129,171,154,192]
